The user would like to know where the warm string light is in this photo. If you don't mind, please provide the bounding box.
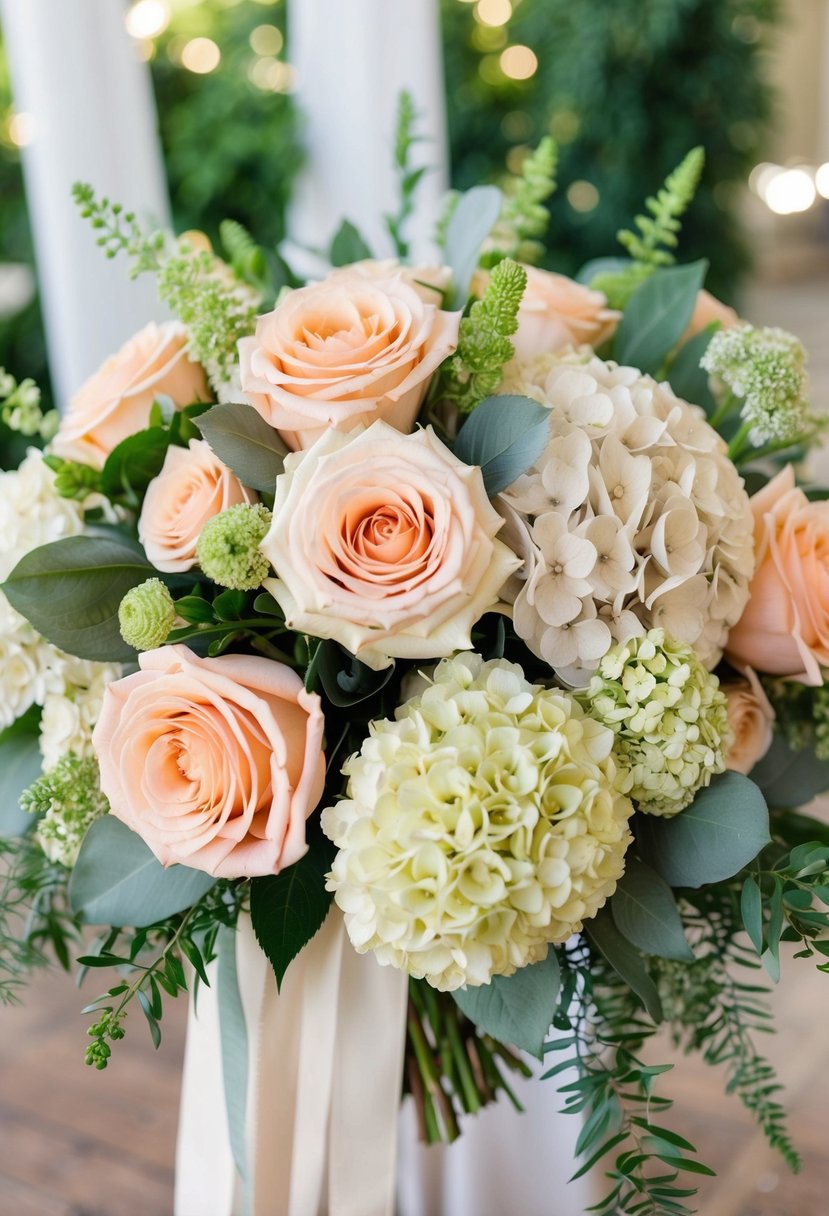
[180,37,222,74]
[749,161,826,215]
[6,112,35,148]
[499,44,538,80]
[124,0,170,41]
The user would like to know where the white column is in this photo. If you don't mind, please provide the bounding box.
[286,0,448,264]
[0,0,170,408]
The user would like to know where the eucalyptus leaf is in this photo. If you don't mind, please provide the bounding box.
[576,256,633,286]
[444,185,503,307]
[740,875,763,955]
[613,260,708,375]
[454,394,551,497]
[586,910,663,1023]
[329,219,373,266]
[197,402,289,493]
[69,816,215,926]
[217,923,249,1194]
[667,328,716,416]
[0,706,43,836]
[314,640,395,708]
[611,857,693,961]
[249,830,333,990]
[636,772,770,889]
[452,951,560,1060]
[2,535,153,662]
[750,732,829,808]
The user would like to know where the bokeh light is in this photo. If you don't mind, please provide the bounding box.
[249,24,284,56]
[567,180,600,213]
[815,163,829,200]
[764,167,815,215]
[7,112,35,148]
[500,45,538,80]
[181,37,222,74]
[125,0,170,41]
[476,0,512,27]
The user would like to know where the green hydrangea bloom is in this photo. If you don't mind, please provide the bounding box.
[701,324,809,445]
[196,503,272,590]
[119,578,175,651]
[21,754,109,867]
[578,629,729,817]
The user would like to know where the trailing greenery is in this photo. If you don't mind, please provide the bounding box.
[489,136,558,264]
[0,833,79,1005]
[763,679,829,760]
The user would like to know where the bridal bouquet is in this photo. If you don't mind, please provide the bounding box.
[2,111,829,1213]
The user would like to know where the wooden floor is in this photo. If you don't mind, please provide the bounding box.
[2,274,829,1215]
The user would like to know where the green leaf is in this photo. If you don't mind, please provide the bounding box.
[312,640,395,708]
[636,772,770,889]
[0,706,43,836]
[69,816,215,926]
[197,402,288,493]
[217,923,249,1194]
[613,260,708,376]
[576,256,633,286]
[667,328,717,416]
[454,394,551,496]
[741,874,764,955]
[100,427,171,505]
[329,219,373,267]
[610,857,693,961]
[750,732,829,808]
[586,909,663,1023]
[452,951,560,1060]
[444,185,503,307]
[2,535,153,662]
[249,830,333,990]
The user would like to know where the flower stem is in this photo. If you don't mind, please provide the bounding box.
[728,419,754,463]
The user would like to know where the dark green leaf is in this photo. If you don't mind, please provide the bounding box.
[2,535,153,661]
[452,951,560,1060]
[314,640,395,708]
[100,427,171,504]
[740,875,764,955]
[69,816,215,926]
[329,219,373,266]
[249,830,333,990]
[667,328,716,415]
[636,773,770,889]
[175,594,216,625]
[586,910,663,1023]
[614,261,708,375]
[454,394,551,496]
[197,402,288,493]
[751,732,829,808]
[611,857,693,961]
[0,705,43,836]
[212,589,247,622]
[444,185,503,307]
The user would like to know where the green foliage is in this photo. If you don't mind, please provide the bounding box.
[489,136,558,264]
[384,91,428,260]
[666,327,718,415]
[586,910,664,1023]
[441,184,503,307]
[0,369,56,440]
[751,727,829,809]
[0,833,79,1004]
[329,219,373,268]
[612,259,708,376]
[441,258,528,412]
[610,857,693,962]
[196,401,288,493]
[164,587,296,663]
[453,393,551,496]
[219,218,268,291]
[452,952,560,1059]
[761,680,829,764]
[71,183,166,274]
[0,706,44,836]
[742,840,829,981]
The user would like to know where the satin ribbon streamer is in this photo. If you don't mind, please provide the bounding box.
[175,911,409,1216]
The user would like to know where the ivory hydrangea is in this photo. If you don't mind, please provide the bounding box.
[322,654,633,991]
[498,353,755,684]
[578,629,729,817]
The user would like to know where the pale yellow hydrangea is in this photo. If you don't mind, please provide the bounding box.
[578,629,729,817]
[322,654,633,991]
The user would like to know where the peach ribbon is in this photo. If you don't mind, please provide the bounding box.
[175,911,408,1216]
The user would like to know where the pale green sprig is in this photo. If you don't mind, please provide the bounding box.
[119,578,176,651]
[197,503,273,590]
[441,258,528,413]
[0,369,58,440]
[72,182,167,276]
[490,136,558,264]
[385,90,428,260]
[22,755,110,869]
[578,628,729,817]
[702,323,809,446]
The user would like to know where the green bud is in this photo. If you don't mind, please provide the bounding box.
[119,578,176,651]
[196,503,272,591]
[50,458,102,500]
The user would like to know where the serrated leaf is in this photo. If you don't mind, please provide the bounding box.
[329,219,373,267]
[586,910,663,1023]
[249,831,333,990]
[69,816,215,926]
[197,402,288,493]
[614,260,708,375]
[444,185,503,307]
[451,952,560,1060]
[454,394,551,496]
[611,857,693,961]
[0,706,43,836]
[2,535,153,661]
[636,772,770,889]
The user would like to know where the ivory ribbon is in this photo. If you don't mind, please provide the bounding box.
[175,910,409,1216]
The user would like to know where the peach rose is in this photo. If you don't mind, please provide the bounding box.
[261,420,521,670]
[682,289,740,344]
[474,265,619,361]
[726,466,829,684]
[139,439,255,573]
[93,645,326,878]
[330,258,452,307]
[238,269,460,451]
[52,322,209,470]
[723,667,774,775]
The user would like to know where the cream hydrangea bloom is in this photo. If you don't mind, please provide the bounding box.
[322,654,633,991]
[578,629,729,817]
[499,353,755,683]
[0,448,85,579]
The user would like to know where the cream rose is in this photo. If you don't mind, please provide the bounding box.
[139,439,255,573]
[261,420,521,670]
[51,322,209,469]
[723,668,774,775]
[726,467,829,684]
[682,289,740,344]
[238,269,460,450]
[93,645,326,878]
[329,258,452,307]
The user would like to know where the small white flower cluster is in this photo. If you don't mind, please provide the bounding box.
[498,354,755,683]
[701,324,808,445]
[0,448,85,579]
[322,654,633,991]
[21,754,109,868]
[39,659,121,770]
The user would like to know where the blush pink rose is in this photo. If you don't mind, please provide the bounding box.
[682,289,740,344]
[726,466,829,684]
[723,668,774,775]
[93,645,326,878]
[139,439,255,573]
[260,420,521,670]
[238,269,460,451]
[51,322,209,469]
